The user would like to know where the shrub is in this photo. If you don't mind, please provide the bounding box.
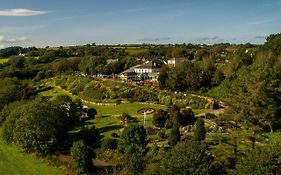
[71,140,94,174]
[101,138,118,150]
[168,125,180,146]
[152,109,169,128]
[87,108,97,119]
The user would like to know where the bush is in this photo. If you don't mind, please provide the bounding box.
[168,125,180,146]
[77,126,101,148]
[71,140,94,174]
[158,129,166,140]
[152,109,169,128]
[87,108,97,119]
[101,138,118,150]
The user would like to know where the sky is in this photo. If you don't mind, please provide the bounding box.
[0,0,281,48]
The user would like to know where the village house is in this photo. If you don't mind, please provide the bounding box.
[119,61,163,81]
[167,57,189,67]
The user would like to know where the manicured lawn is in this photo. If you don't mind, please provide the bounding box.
[85,103,165,137]
[0,137,64,175]
[86,102,165,117]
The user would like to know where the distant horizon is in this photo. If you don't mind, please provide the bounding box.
[0,40,264,50]
[1,0,280,48]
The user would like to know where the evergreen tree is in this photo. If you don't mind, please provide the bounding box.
[71,140,94,174]
[194,118,206,141]
[168,125,180,146]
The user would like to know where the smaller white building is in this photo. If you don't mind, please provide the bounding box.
[167,57,189,67]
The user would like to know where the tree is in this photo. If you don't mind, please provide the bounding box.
[233,142,281,175]
[118,124,147,175]
[168,124,180,146]
[77,125,101,148]
[159,140,215,175]
[265,33,281,54]
[4,98,67,154]
[118,123,147,154]
[52,94,81,128]
[71,140,94,174]
[194,118,206,141]
[152,109,169,128]
[0,78,23,110]
[170,105,181,125]
[180,108,196,126]
[87,108,97,119]
[158,65,170,88]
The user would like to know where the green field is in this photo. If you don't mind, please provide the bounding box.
[86,102,165,117]
[0,59,8,64]
[0,136,64,175]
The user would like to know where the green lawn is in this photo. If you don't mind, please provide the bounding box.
[0,58,8,64]
[0,137,64,175]
[84,103,165,137]
[86,102,165,117]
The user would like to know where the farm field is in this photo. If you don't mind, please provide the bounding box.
[0,135,64,175]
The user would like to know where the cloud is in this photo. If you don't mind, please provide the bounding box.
[192,36,220,42]
[254,35,266,40]
[138,37,171,42]
[0,35,30,44]
[0,9,48,16]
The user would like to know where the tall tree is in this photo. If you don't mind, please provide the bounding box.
[71,140,94,174]
[194,118,206,141]
[118,124,147,175]
[168,124,180,146]
[159,140,215,175]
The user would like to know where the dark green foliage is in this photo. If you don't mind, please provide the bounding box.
[180,109,196,126]
[0,47,24,58]
[265,33,281,54]
[124,152,146,175]
[101,138,118,150]
[52,95,81,128]
[159,141,215,175]
[0,100,25,124]
[233,143,281,175]
[158,65,169,88]
[77,125,101,148]
[87,108,97,119]
[0,78,23,110]
[51,58,80,73]
[119,124,147,175]
[152,109,169,128]
[118,123,147,155]
[194,118,206,141]
[71,140,94,174]
[2,98,68,154]
[170,105,181,125]
[168,125,180,146]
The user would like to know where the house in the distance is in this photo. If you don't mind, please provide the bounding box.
[167,57,189,67]
[134,61,161,74]
[119,60,163,81]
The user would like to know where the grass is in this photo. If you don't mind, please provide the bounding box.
[86,102,165,117]
[84,103,165,137]
[0,136,64,175]
[0,58,8,64]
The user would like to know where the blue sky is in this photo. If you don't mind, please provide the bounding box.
[0,0,281,48]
